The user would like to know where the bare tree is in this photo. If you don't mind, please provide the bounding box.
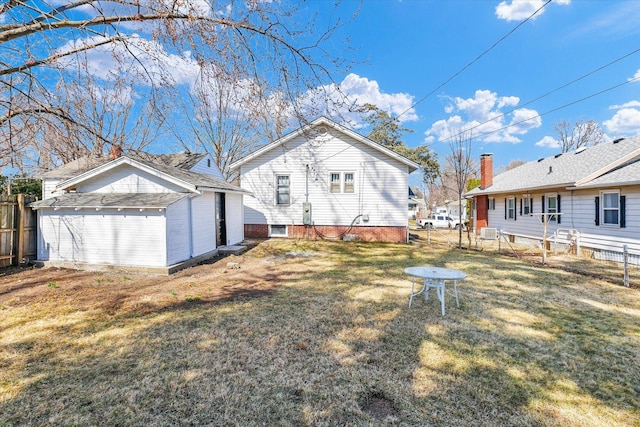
[1,1,352,172]
[554,119,605,153]
[444,131,476,249]
[499,159,526,173]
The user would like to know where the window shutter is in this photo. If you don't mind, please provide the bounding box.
[620,195,626,228]
[520,198,523,216]
[557,195,561,224]
[514,198,517,221]
[541,196,545,223]
[595,196,600,226]
[504,198,507,220]
[530,197,533,214]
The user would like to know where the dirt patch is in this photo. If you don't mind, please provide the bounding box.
[360,391,399,420]
[0,247,308,316]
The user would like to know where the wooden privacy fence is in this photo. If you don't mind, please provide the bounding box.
[0,194,37,268]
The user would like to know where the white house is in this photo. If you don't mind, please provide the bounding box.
[230,117,420,243]
[466,136,640,256]
[408,186,426,219]
[30,151,248,273]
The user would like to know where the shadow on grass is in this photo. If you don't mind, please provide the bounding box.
[1,239,638,425]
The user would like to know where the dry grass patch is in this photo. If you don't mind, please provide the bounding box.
[1,236,639,426]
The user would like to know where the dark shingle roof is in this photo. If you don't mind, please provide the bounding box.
[42,152,207,179]
[467,135,640,195]
[30,193,187,209]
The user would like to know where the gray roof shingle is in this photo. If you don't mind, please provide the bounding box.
[30,193,187,209]
[467,135,640,195]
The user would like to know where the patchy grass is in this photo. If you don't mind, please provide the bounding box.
[1,236,639,426]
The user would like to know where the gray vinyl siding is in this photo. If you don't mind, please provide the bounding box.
[240,129,409,227]
[484,186,640,254]
[42,179,61,200]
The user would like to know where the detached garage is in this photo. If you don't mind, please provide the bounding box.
[31,154,249,274]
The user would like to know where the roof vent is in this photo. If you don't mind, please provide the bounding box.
[537,158,544,162]
[575,147,587,154]
[613,138,625,144]
[554,153,562,158]
[549,166,553,174]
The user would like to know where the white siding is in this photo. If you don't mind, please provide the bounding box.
[225,193,244,245]
[240,129,409,227]
[43,179,62,200]
[189,154,225,179]
[484,186,640,254]
[191,192,216,256]
[37,209,167,267]
[166,197,191,265]
[77,164,186,194]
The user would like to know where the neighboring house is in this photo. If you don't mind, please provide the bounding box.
[230,117,420,243]
[409,186,426,219]
[30,150,249,273]
[466,136,640,254]
[433,200,468,221]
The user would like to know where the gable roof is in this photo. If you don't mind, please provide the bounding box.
[229,117,421,173]
[467,135,640,196]
[42,152,208,180]
[55,156,249,195]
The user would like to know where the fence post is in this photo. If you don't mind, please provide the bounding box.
[623,244,629,287]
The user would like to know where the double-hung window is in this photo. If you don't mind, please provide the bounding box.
[488,198,496,210]
[507,197,515,220]
[276,175,290,206]
[522,196,531,215]
[602,191,620,226]
[329,172,355,193]
[546,194,558,222]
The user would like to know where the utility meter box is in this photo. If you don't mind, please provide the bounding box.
[303,202,312,225]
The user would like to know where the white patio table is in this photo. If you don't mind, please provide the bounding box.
[404,266,466,316]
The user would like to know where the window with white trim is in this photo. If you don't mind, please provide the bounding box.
[601,190,620,225]
[344,172,354,193]
[330,173,341,193]
[488,198,496,210]
[522,196,531,215]
[546,194,558,222]
[276,175,290,206]
[329,172,356,194]
[507,197,515,219]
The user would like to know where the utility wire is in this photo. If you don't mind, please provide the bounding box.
[465,75,640,142]
[437,47,640,143]
[396,0,553,121]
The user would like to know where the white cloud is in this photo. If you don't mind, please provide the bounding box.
[55,35,200,86]
[535,135,560,148]
[603,108,640,135]
[632,69,640,81]
[293,73,418,128]
[610,100,640,110]
[424,89,542,144]
[495,0,570,22]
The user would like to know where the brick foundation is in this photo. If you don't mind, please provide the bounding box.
[244,224,407,243]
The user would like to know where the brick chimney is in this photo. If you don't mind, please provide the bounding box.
[480,153,493,189]
[110,145,123,160]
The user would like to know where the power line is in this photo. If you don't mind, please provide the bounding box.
[396,0,553,121]
[438,47,640,143]
[464,75,640,142]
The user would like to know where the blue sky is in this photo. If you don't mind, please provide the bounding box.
[313,0,640,172]
[3,0,639,179]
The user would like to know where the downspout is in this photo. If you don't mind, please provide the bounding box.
[188,197,193,257]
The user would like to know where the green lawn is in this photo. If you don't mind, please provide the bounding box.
[1,238,639,426]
